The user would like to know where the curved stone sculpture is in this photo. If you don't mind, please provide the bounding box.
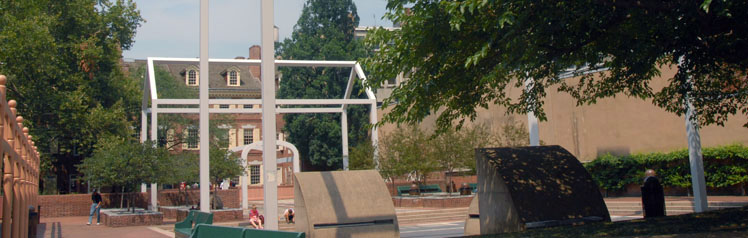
[294,170,399,238]
[464,194,480,236]
[476,146,610,234]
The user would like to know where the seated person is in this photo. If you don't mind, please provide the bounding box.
[249,205,263,229]
[282,208,295,223]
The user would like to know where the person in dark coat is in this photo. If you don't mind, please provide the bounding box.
[641,169,666,218]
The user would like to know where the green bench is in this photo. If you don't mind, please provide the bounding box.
[175,210,214,238]
[190,224,305,238]
[396,184,443,195]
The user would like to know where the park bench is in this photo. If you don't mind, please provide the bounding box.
[175,210,214,238]
[190,224,305,238]
[396,184,443,195]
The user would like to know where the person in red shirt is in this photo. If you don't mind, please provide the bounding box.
[249,205,263,229]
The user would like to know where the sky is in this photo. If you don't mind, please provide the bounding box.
[122,0,392,59]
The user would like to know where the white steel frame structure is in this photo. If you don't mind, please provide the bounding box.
[140,0,378,230]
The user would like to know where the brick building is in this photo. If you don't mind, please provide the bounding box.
[123,45,295,186]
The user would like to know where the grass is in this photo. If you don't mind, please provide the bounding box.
[471,206,748,237]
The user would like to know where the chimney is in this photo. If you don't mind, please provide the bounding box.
[274,25,279,42]
[249,45,261,79]
[249,45,261,59]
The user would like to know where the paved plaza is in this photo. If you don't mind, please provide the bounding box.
[33,196,748,238]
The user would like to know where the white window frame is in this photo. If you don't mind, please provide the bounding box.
[227,69,240,86]
[186,68,199,86]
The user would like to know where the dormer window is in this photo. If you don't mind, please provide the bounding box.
[226,67,240,86]
[185,66,199,86]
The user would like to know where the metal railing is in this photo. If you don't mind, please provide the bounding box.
[0,75,41,238]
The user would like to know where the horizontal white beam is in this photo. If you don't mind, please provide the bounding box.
[154,99,375,105]
[147,57,357,67]
[152,107,343,114]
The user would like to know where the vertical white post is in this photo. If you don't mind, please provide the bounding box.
[150,108,159,210]
[370,102,379,168]
[341,111,349,170]
[680,56,708,213]
[241,174,248,211]
[241,150,248,212]
[150,183,158,211]
[198,0,211,213]
[261,0,279,230]
[525,78,540,146]
[141,106,148,193]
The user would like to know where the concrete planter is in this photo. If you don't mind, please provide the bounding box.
[100,209,163,227]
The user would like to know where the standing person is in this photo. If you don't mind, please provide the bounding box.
[641,169,666,218]
[88,189,102,225]
[249,205,263,229]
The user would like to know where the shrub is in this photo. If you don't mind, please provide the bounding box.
[584,144,748,195]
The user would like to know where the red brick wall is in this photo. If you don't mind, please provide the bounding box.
[101,211,163,227]
[158,189,240,208]
[392,196,473,208]
[247,185,294,200]
[26,185,295,218]
[38,193,149,217]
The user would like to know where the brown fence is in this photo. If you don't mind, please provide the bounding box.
[0,75,41,238]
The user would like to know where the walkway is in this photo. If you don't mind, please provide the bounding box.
[34,196,748,238]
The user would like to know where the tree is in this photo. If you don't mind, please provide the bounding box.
[377,125,438,185]
[363,0,748,132]
[209,144,243,209]
[349,139,376,170]
[430,124,493,193]
[277,0,371,171]
[78,137,171,212]
[0,0,143,193]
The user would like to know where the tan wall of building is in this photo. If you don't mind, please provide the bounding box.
[377,65,748,162]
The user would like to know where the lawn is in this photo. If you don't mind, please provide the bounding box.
[471,206,748,237]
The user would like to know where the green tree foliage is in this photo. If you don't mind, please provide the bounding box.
[349,140,376,170]
[376,118,529,191]
[584,144,748,195]
[78,137,171,211]
[0,0,143,193]
[277,0,370,171]
[364,0,748,132]
[377,125,437,185]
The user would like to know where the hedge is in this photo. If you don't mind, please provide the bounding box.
[583,144,748,194]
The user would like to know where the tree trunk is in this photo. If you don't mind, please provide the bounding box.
[390,177,396,196]
[445,170,451,196]
[119,186,125,209]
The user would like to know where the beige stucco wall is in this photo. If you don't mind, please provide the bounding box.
[377,65,748,162]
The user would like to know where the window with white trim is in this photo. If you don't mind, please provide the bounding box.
[228,70,239,86]
[250,165,261,184]
[220,104,229,109]
[187,70,198,86]
[243,128,253,145]
[243,104,253,109]
[186,128,198,149]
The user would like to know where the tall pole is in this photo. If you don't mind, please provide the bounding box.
[261,0,279,230]
[525,78,540,146]
[341,111,349,170]
[150,105,159,210]
[198,0,211,212]
[680,56,708,212]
